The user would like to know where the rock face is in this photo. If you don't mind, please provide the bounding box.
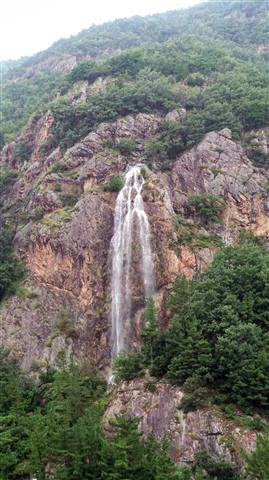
[0,114,268,372]
[0,111,268,467]
[169,128,269,241]
[105,378,256,470]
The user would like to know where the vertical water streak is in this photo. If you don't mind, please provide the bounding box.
[111,164,154,358]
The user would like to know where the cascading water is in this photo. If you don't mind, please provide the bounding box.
[110,164,155,358]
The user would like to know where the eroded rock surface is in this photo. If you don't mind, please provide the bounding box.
[0,114,268,372]
[105,378,257,469]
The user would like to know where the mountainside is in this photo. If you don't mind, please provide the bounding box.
[0,1,269,478]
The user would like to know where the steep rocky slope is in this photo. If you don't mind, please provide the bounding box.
[105,378,257,471]
[0,111,268,377]
[0,2,268,472]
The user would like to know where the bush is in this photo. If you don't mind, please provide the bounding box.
[193,451,239,480]
[186,72,205,86]
[60,192,80,207]
[0,227,24,300]
[13,142,32,162]
[54,310,77,338]
[187,193,226,224]
[144,115,205,167]
[116,137,138,155]
[112,351,145,382]
[245,428,269,480]
[39,136,58,155]
[105,174,124,192]
[19,207,44,224]
[67,59,110,84]
[247,146,269,168]
[180,386,211,413]
[0,166,17,191]
[50,161,68,173]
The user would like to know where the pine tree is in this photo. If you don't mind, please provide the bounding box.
[245,428,269,480]
[141,298,160,371]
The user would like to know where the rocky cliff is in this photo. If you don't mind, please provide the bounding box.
[0,109,268,466]
[105,377,257,471]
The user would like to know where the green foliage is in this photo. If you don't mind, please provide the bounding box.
[186,72,205,86]
[244,428,269,480]
[240,415,266,432]
[1,1,268,154]
[105,174,124,192]
[51,69,178,150]
[67,59,109,84]
[0,131,4,150]
[192,450,239,480]
[53,310,77,338]
[187,193,226,224]
[135,241,269,413]
[0,166,17,191]
[19,207,44,224]
[116,137,138,155]
[59,192,80,207]
[0,227,24,301]
[103,416,179,480]
[50,161,68,173]
[0,352,182,479]
[246,145,269,169]
[13,142,32,162]
[0,349,34,479]
[141,298,160,371]
[144,116,205,168]
[179,381,211,413]
[38,136,58,155]
[1,72,61,143]
[113,298,166,382]
[113,351,145,382]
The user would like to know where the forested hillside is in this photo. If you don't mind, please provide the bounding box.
[1,0,268,157]
[0,1,269,479]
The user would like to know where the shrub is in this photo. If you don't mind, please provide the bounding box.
[193,451,239,480]
[244,428,269,480]
[187,193,226,224]
[116,137,138,155]
[13,142,32,162]
[39,136,58,155]
[112,351,145,382]
[105,174,124,192]
[67,59,110,84]
[247,146,269,168]
[0,166,17,191]
[50,161,68,173]
[180,386,211,413]
[186,72,205,86]
[0,227,24,300]
[60,192,80,207]
[241,415,265,431]
[54,310,77,338]
[19,207,44,224]
[54,183,62,192]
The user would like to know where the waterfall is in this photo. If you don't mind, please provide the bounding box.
[110,164,155,358]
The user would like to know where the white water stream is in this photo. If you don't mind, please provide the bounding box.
[110,165,155,358]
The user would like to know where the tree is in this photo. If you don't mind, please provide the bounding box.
[102,416,180,480]
[187,193,226,224]
[141,240,269,412]
[113,351,145,382]
[244,428,269,480]
[0,227,24,301]
[141,298,159,370]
